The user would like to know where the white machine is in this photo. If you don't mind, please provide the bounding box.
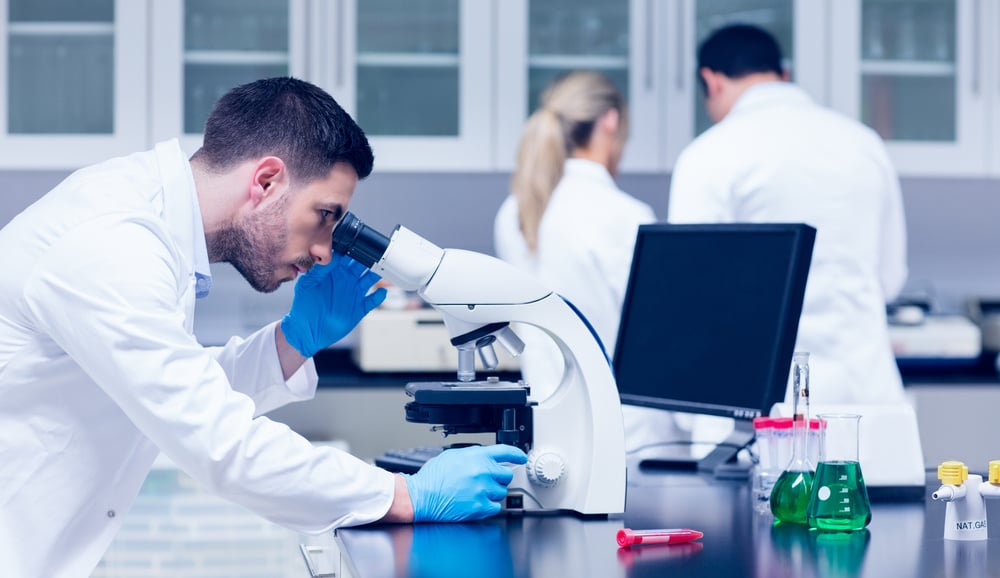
[331,213,626,516]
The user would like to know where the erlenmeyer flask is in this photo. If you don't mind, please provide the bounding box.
[807,413,872,531]
[770,352,814,524]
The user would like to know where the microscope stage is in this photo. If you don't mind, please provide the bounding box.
[404,380,529,405]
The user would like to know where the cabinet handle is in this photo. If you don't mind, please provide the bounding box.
[335,0,345,88]
[972,0,981,95]
[674,0,685,91]
[644,0,653,91]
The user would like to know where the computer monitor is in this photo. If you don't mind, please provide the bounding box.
[613,223,815,475]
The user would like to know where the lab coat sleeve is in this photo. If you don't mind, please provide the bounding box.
[205,323,319,416]
[23,216,395,532]
[876,156,908,301]
[666,143,732,223]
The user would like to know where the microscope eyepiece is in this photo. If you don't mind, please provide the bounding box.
[331,212,391,268]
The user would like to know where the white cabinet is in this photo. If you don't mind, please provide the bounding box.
[150,0,310,157]
[0,0,997,176]
[0,0,148,169]
[316,0,494,171]
[829,0,997,177]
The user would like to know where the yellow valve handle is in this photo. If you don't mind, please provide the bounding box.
[938,461,968,486]
[989,461,1000,485]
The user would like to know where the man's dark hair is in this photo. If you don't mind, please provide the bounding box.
[697,24,783,94]
[192,77,374,182]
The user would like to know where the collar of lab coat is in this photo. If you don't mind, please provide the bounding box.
[728,81,813,118]
[154,139,212,298]
[563,157,615,188]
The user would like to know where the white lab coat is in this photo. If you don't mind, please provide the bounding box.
[0,141,395,578]
[669,82,908,406]
[494,158,675,446]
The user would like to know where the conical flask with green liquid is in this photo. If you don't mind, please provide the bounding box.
[770,352,814,524]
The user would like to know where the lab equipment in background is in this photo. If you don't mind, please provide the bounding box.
[770,352,815,524]
[887,296,981,363]
[807,413,871,531]
[354,308,521,372]
[332,212,626,516]
[966,298,1000,353]
[887,315,981,361]
[614,224,815,477]
[932,460,1000,541]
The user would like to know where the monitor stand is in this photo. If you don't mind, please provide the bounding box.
[639,419,755,480]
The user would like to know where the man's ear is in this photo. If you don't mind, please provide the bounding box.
[699,68,722,98]
[249,156,287,206]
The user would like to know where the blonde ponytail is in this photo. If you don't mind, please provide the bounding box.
[512,108,567,252]
[510,71,625,253]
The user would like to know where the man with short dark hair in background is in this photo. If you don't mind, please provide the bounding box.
[669,24,908,406]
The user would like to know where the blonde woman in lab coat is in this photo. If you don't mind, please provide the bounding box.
[494,71,676,450]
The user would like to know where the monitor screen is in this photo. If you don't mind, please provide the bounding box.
[613,223,815,421]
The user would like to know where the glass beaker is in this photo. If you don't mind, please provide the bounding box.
[806,413,872,531]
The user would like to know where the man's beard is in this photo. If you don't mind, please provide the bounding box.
[208,197,290,294]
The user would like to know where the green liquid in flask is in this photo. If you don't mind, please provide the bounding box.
[770,469,814,524]
[807,461,871,531]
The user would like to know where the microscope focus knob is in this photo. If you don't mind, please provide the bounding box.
[527,450,566,487]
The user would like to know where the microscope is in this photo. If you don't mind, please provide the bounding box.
[331,213,626,516]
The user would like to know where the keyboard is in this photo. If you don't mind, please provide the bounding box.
[375,444,482,474]
[375,446,445,474]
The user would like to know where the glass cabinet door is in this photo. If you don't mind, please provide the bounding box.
[691,0,796,135]
[496,0,663,171]
[830,0,990,176]
[0,0,148,168]
[356,0,460,137]
[663,0,824,169]
[151,0,307,155]
[859,0,957,142]
[319,0,493,171]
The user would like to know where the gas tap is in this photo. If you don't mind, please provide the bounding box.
[932,461,1000,540]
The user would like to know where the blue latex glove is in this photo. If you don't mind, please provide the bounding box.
[280,253,386,358]
[405,445,528,522]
